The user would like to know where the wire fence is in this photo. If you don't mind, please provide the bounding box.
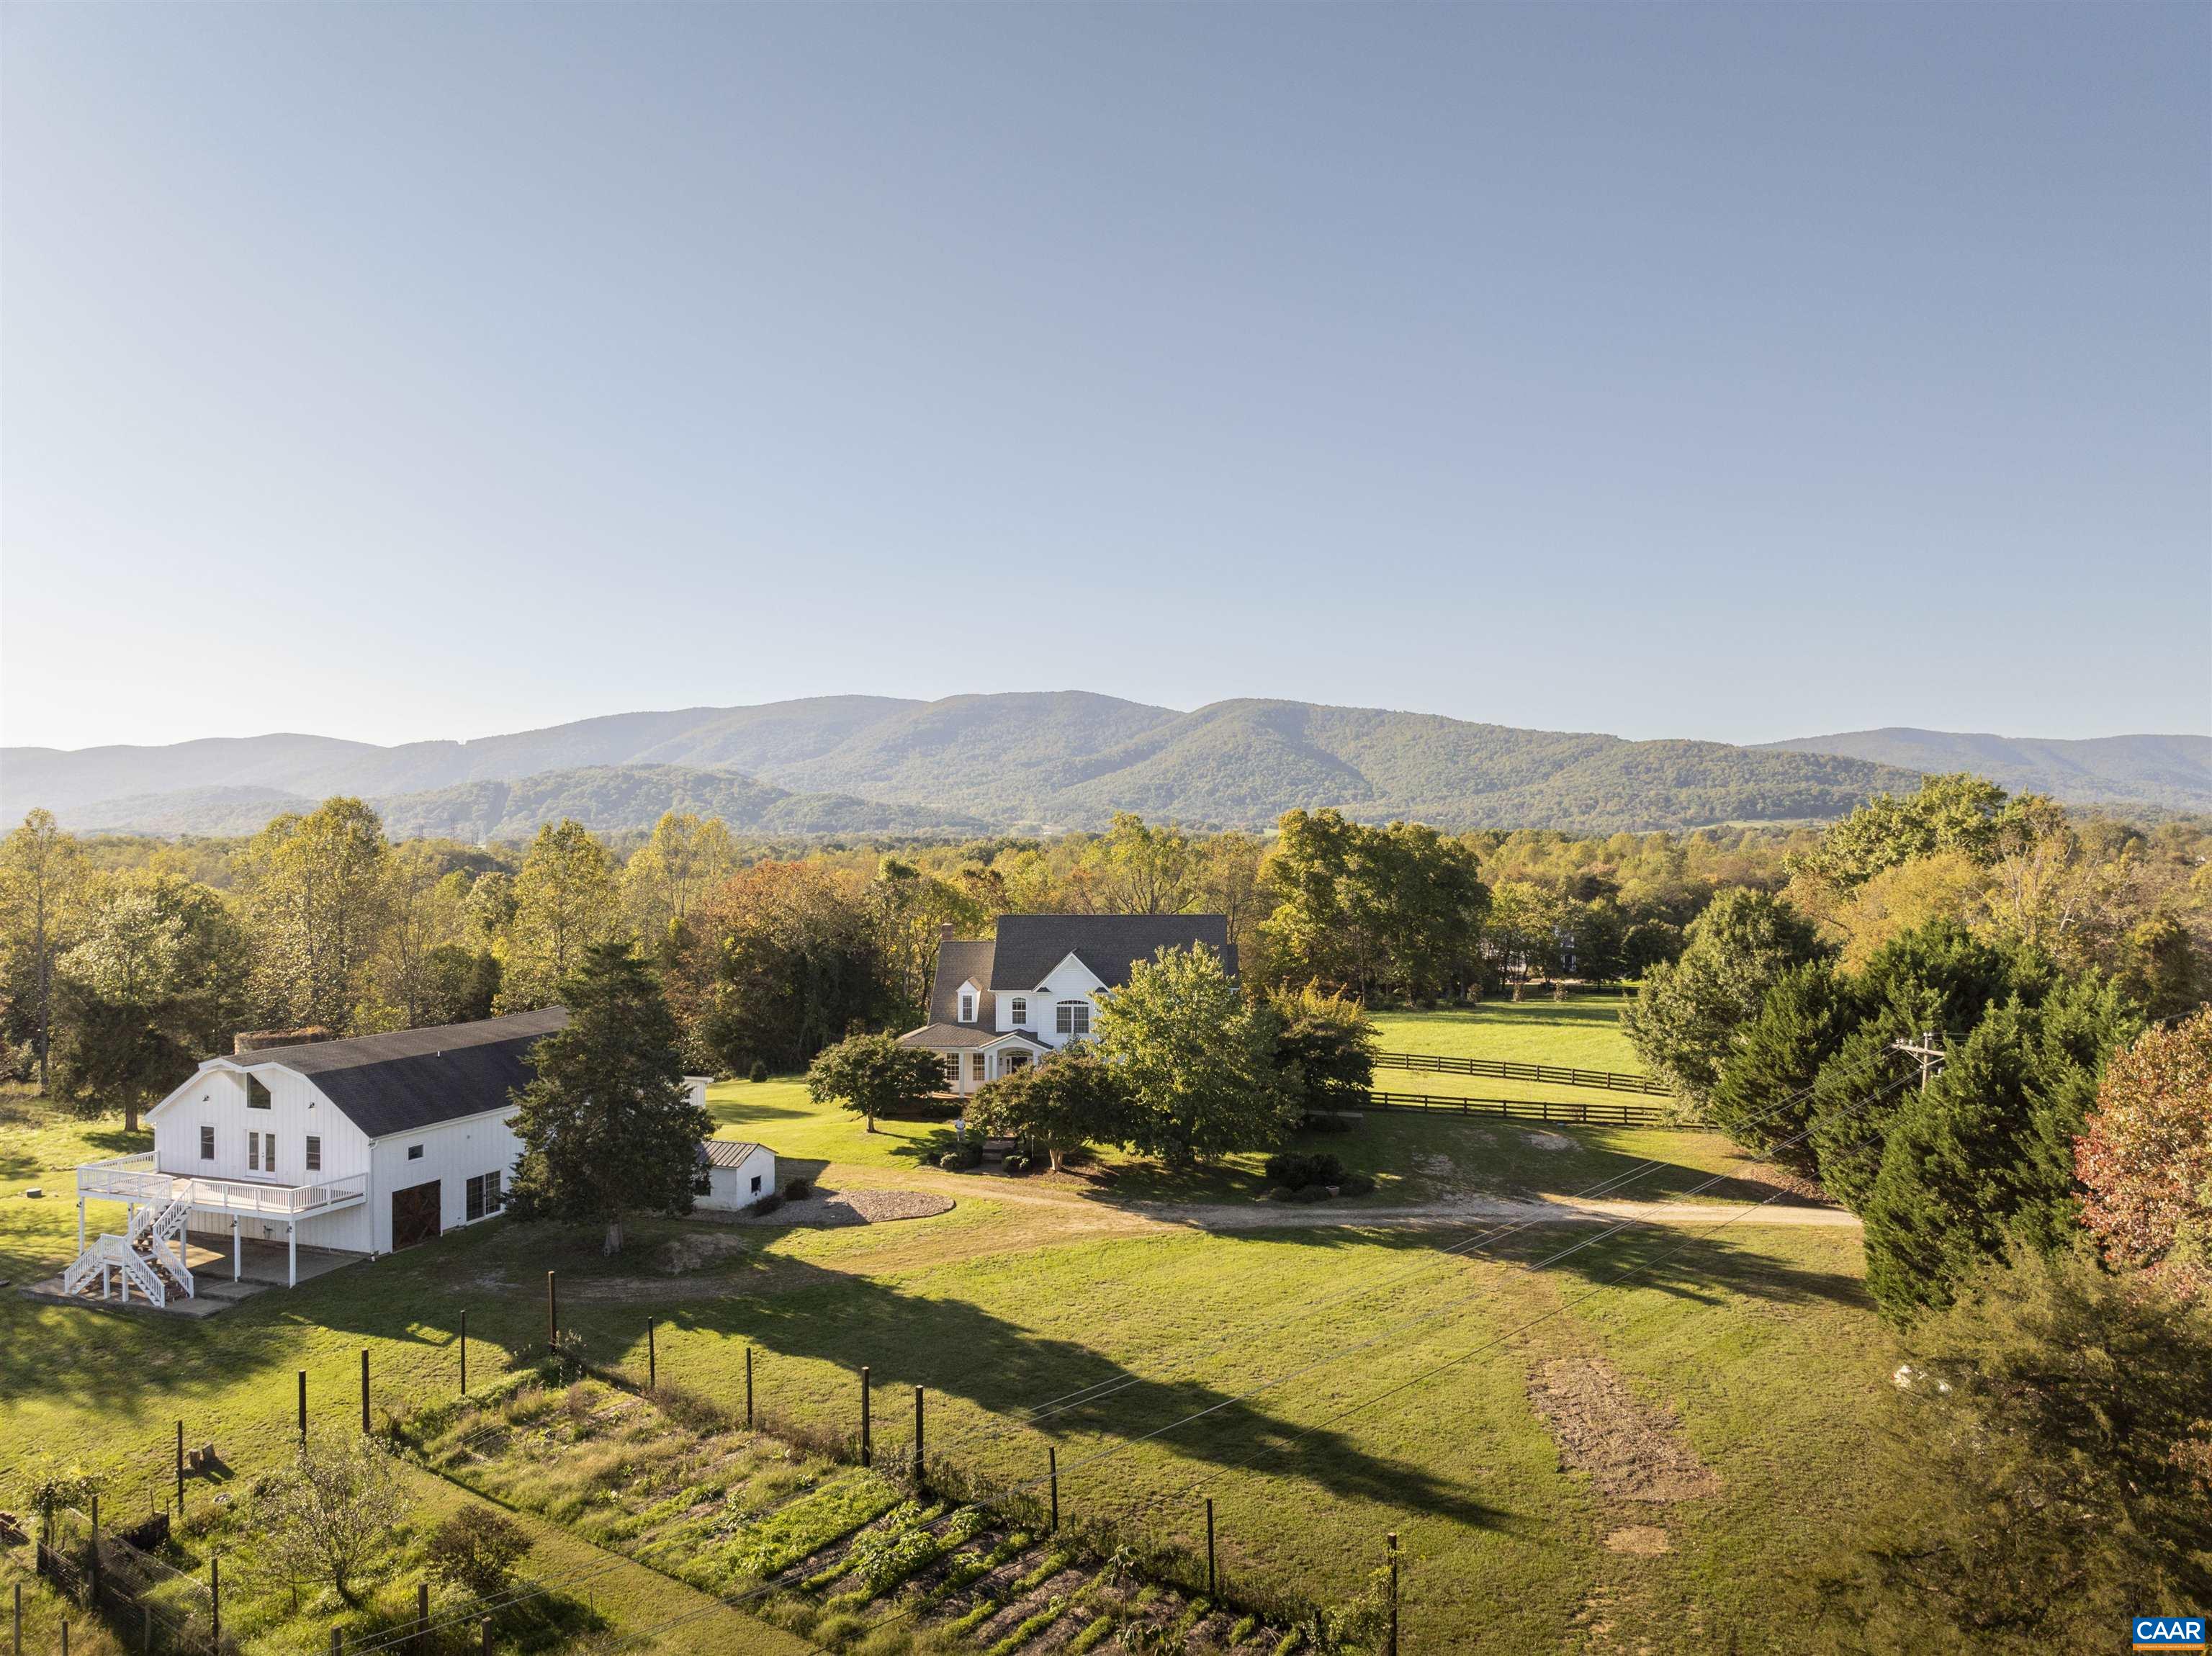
[1372,1050,1671,1097]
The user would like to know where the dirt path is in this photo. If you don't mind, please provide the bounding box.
[823,1164,1863,1232]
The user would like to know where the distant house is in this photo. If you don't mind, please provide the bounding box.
[696,1140,778,1210]
[896,914,1236,1095]
[66,1008,712,1304]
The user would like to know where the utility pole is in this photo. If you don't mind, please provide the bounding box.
[1891,1030,1947,1092]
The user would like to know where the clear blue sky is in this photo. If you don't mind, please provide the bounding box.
[4,4,2206,752]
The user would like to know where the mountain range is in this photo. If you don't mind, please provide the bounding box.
[6,693,2205,842]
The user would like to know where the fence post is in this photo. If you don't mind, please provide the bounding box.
[1048,1446,1058,1531]
[175,1421,184,1511]
[143,1601,153,1653]
[55,1621,63,1656]
[647,1318,656,1392]
[89,1491,100,1606]
[859,1366,871,1467]
[12,1583,19,1656]
[361,1349,371,1434]
[299,1369,308,1441]
[460,1308,468,1396]
[546,1270,558,1357]
[1386,1531,1399,1656]
[331,1629,341,1656]
[745,1346,754,1428]
[1205,1496,1215,1597]
[482,1616,493,1655]
[912,1385,925,1490]
[416,1581,429,1654]
[210,1554,220,1647]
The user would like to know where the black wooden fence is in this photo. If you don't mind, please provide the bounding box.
[1373,1050,1671,1097]
[1362,1088,1677,1128]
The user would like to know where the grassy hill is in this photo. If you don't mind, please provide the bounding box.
[9,692,1938,837]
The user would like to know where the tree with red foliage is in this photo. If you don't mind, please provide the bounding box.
[2076,1009,2212,1301]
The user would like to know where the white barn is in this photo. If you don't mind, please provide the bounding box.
[66,1009,714,1305]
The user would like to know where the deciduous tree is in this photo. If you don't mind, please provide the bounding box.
[804,1031,946,1134]
[0,809,86,1089]
[500,819,622,1011]
[967,1043,1128,1171]
[1092,945,1293,1165]
[242,798,393,1033]
[2077,1009,2212,1300]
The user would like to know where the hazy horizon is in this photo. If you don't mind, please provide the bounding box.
[6,6,2207,752]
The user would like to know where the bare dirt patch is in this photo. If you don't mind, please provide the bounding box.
[1521,1130,1575,1151]
[1528,1357,1720,1503]
[693,1189,954,1228]
[653,1232,750,1274]
[1604,1525,1673,1555]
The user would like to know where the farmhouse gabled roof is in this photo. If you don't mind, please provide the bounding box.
[232,1007,569,1140]
[986,914,1234,991]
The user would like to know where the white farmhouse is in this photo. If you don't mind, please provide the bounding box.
[895,914,1236,1094]
[65,1009,718,1305]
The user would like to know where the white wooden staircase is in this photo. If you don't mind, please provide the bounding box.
[62,1194,196,1308]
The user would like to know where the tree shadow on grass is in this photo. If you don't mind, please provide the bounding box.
[1481,1222,1872,1313]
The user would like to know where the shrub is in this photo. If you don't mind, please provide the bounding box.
[1264,1187,1294,1202]
[1337,1171,1375,1197]
[1264,1151,1344,1190]
[748,1059,770,1084]
[1003,1154,1030,1175]
[425,1506,533,1598]
[938,1153,966,1171]
[1289,1183,1334,1204]
[1299,1112,1354,1134]
[750,1192,784,1216]
[783,1178,810,1201]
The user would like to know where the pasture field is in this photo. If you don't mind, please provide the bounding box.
[1370,999,1645,1073]
[1,1078,1890,1655]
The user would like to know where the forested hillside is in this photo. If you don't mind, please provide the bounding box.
[6,692,1932,836]
[1762,728,2212,809]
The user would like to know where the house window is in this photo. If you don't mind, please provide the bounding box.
[485,1170,501,1212]
[246,1131,261,1172]
[266,1133,276,1171]
[1056,1000,1091,1038]
[199,1125,215,1161]
[1010,997,1028,1025]
[246,1075,272,1110]
[958,991,976,1023]
[407,1144,425,1161]
[305,1135,321,1173]
[969,1053,985,1082]
[941,1056,960,1090]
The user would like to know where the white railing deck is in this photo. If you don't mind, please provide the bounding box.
[75,1152,368,1218]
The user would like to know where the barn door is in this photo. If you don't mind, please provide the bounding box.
[390,1180,442,1251]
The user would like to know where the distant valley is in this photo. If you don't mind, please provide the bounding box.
[6,693,2205,842]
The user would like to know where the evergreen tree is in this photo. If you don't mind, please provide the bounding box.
[505,941,709,1256]
[1861,978,2140,1322]
[1705,960,1861,1174]
[1622,888,1825,1110]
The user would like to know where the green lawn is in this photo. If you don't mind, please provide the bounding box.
[1371,997,1645,1074]
[4,1085,1889,1655]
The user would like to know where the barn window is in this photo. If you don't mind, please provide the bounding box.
[246,1131,261,1171]
[407,1144,425,1161]
[199,1125,215,1161]
[246,1076,273,1110]
[750,1174,763,1194]
[305,1135,321,1172]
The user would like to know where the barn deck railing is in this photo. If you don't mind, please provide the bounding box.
[75,1152,369,1217]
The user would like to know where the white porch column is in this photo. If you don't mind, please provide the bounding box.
[287,1221,297,1288]
[76,1198,85,1252]
[232,1215,241,1282]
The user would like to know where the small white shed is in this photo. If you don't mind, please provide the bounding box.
[696,1140,778,1210]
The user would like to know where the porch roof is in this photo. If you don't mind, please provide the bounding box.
[896,1022,1052,1051]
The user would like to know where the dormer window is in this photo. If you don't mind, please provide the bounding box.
[1010,997,1028,1025]
[958,989,976,1023]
